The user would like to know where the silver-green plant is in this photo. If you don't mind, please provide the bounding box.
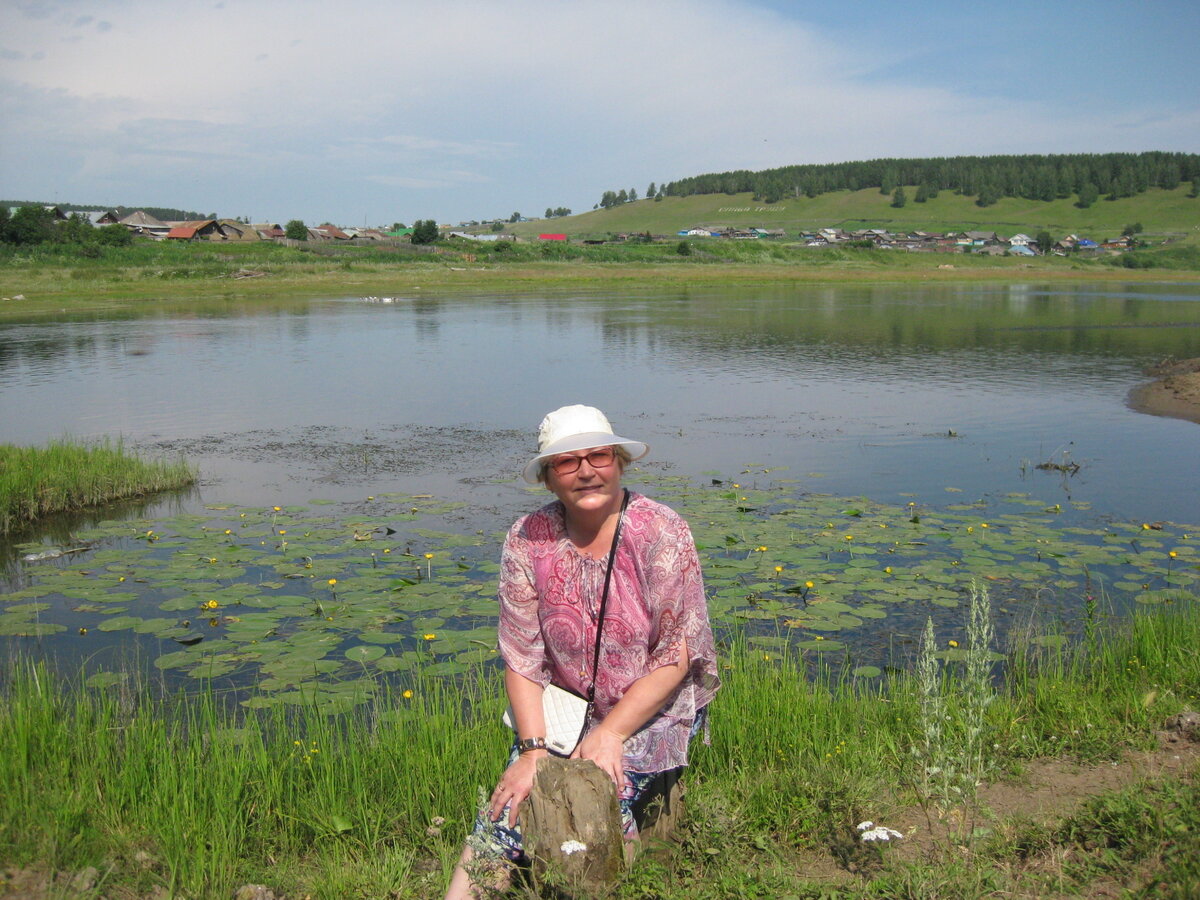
[912,581,998,843]
[962,581,996,781]
[914,615,951,816]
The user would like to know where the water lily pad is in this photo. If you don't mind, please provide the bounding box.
[795,639,845,651]
[345,645,385,662]
[1031,634,1068,648]
[85,672,129,688]
[97,615,143,632]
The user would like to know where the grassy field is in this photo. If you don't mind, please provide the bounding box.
[0,439,195,534]
[507,184,1200,240]
[3,230,1199,319]
[0,591,1197,899]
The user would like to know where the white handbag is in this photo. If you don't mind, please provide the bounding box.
[502,683,590,756]
[502,489,630,757]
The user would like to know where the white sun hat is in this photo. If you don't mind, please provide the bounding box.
[521,405,649,483]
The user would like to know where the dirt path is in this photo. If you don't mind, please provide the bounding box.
[770,729,1199,895]
[1127,357,1200,425]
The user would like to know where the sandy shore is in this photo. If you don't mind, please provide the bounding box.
[1127,358,1200,426]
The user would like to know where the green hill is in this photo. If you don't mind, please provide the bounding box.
[508,185,1199,241]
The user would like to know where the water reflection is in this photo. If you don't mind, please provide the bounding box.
[1,283,1198,526]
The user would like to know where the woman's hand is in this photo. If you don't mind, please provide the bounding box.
[489,750,547,825]
[571,725,626,787]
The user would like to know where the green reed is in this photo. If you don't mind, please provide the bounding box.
[0,438,194,533]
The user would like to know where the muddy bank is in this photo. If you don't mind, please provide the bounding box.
[1128,357,1200,426]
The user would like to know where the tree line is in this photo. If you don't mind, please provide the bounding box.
[0,202,207,222]
[597,152,1200,209]
[0,205,132,248]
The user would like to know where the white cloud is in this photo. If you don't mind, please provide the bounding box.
[0,0,1195,223]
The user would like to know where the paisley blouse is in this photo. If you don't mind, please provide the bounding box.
[497,491,720,773]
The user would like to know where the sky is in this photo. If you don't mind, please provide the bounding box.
[2,0,1198,227]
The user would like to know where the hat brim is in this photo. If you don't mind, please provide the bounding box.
[521,433,648,483]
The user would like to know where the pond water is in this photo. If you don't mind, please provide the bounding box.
[2,282,1199,701]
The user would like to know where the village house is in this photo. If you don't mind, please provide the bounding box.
[253,223,286,240]
[308,223,351,240]
[216,220,260,241]
[117,211,171,238]
[165,220,223,240]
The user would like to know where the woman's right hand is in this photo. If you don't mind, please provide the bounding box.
[489,750,547,825]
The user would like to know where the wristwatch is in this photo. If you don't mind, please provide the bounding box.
[517,737,547,753]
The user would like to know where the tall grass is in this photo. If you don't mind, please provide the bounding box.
[0,665,507,897]
[1,603,1197,897]
[0,438,195,533]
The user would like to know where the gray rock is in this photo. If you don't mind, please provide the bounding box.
[1165,709,1200,741]
[70,867,99,893]
[233,885,279,900]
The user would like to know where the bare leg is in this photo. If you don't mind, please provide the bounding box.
[444,844,511,900]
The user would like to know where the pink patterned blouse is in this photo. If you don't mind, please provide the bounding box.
[497,491,720,773]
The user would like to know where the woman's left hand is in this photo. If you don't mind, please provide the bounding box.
[571,725,626,787]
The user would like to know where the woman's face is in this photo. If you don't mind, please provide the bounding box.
[544,445,624,519]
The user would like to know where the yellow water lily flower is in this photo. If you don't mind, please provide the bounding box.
[328,578,337,586]
[423,633,437,641]
[403,689,414,699]
[948,640,959,648]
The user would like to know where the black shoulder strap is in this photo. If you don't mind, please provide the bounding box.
[587,488,630,704]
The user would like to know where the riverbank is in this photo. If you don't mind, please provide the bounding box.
[4,239,1200,318]
[1128,357,1200,426]
[0,439,194,534]
[1,599,1197,899]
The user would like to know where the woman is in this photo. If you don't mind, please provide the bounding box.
[446,405,720,898]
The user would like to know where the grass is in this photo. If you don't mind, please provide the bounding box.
[0,438,195,534]
[0,599,1197,898]
[3,226,1200,318]
[505,184,1200,240]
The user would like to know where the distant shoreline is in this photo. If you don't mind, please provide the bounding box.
[1127,358,1200,426]
[5,255,1200,317]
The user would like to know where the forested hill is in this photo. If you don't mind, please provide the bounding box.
[604,152,1200,208]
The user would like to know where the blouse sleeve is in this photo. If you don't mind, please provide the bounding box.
[496,518,548,685]
[642,508,720,704]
